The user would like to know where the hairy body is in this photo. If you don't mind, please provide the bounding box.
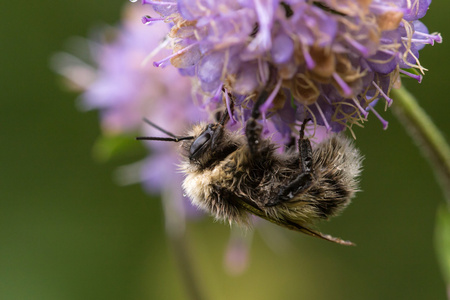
[180,122,362,245]
[138,92,363,245]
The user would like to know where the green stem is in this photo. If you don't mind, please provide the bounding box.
[391,86,450,203]
[392,87,450,299]
[162,188,207,300]
[168,229,207,300]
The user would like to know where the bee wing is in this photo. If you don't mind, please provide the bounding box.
[288,224,355,246]
[236,197,355,246]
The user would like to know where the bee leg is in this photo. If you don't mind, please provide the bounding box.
[298,118,313,174]
[245,117,263,156]
[245,91,268,156]
[266,119,314,206]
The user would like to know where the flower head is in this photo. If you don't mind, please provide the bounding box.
[141,0,441,135]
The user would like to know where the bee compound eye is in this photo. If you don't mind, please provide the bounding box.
[190,131,211,156]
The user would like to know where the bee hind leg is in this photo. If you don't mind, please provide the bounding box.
[266,119,314,207]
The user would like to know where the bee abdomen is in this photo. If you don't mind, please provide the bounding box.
[310,134,363,219]
[309,178,352,218]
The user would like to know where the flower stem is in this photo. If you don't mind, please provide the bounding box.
[168,229,207,300]
[391,86,450,202]
[162,188,207,300]
[392,86,450,299]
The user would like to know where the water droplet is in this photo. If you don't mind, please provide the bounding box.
[129,0,138,2]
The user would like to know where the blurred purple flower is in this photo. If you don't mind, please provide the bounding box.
[139,0,441,135]
[224,229,253,275]
[52,4,207,219]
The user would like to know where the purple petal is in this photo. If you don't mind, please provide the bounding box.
[271,32,294,64]
[177,0,201,21]
[233,63,259,95]
[366,50,399,74]
[197,52,225,92]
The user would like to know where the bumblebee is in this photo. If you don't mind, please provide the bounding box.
[138,92,363,245]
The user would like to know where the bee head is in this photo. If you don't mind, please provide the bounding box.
[137,104,240,170]
[184,122,222,162]
[189,124,215,159]
[180,119,241,170]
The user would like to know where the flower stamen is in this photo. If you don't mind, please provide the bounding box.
[333,73,353,97]
[142,15,174,25]
[399,69,422,83]
[372,81,393,107]
[302,44,315,70]
[344,35,370,57]
[314,102,332,132]
[352,97,369,119]
[367,105,389,130]
[153,42,199,68]
[142,38,170,67]
[260,78,283,114]
[412,31,443,45]
[141,0,176,5]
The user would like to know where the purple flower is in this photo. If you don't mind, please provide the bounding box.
[140,0,441,135]
[54,2,343,274]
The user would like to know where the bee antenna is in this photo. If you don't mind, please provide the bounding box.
[136,118,194,142]
[142,117,178,138]
[136,136,194,142]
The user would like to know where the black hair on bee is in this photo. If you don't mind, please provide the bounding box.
[137,92,363,246]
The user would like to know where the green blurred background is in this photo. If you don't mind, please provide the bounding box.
[1,1,449,299]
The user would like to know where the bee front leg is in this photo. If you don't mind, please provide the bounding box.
[245,91,268,157]
[245,117,263,156]
[266,119,314,207]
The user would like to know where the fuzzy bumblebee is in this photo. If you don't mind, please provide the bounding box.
[138,93,363,245]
